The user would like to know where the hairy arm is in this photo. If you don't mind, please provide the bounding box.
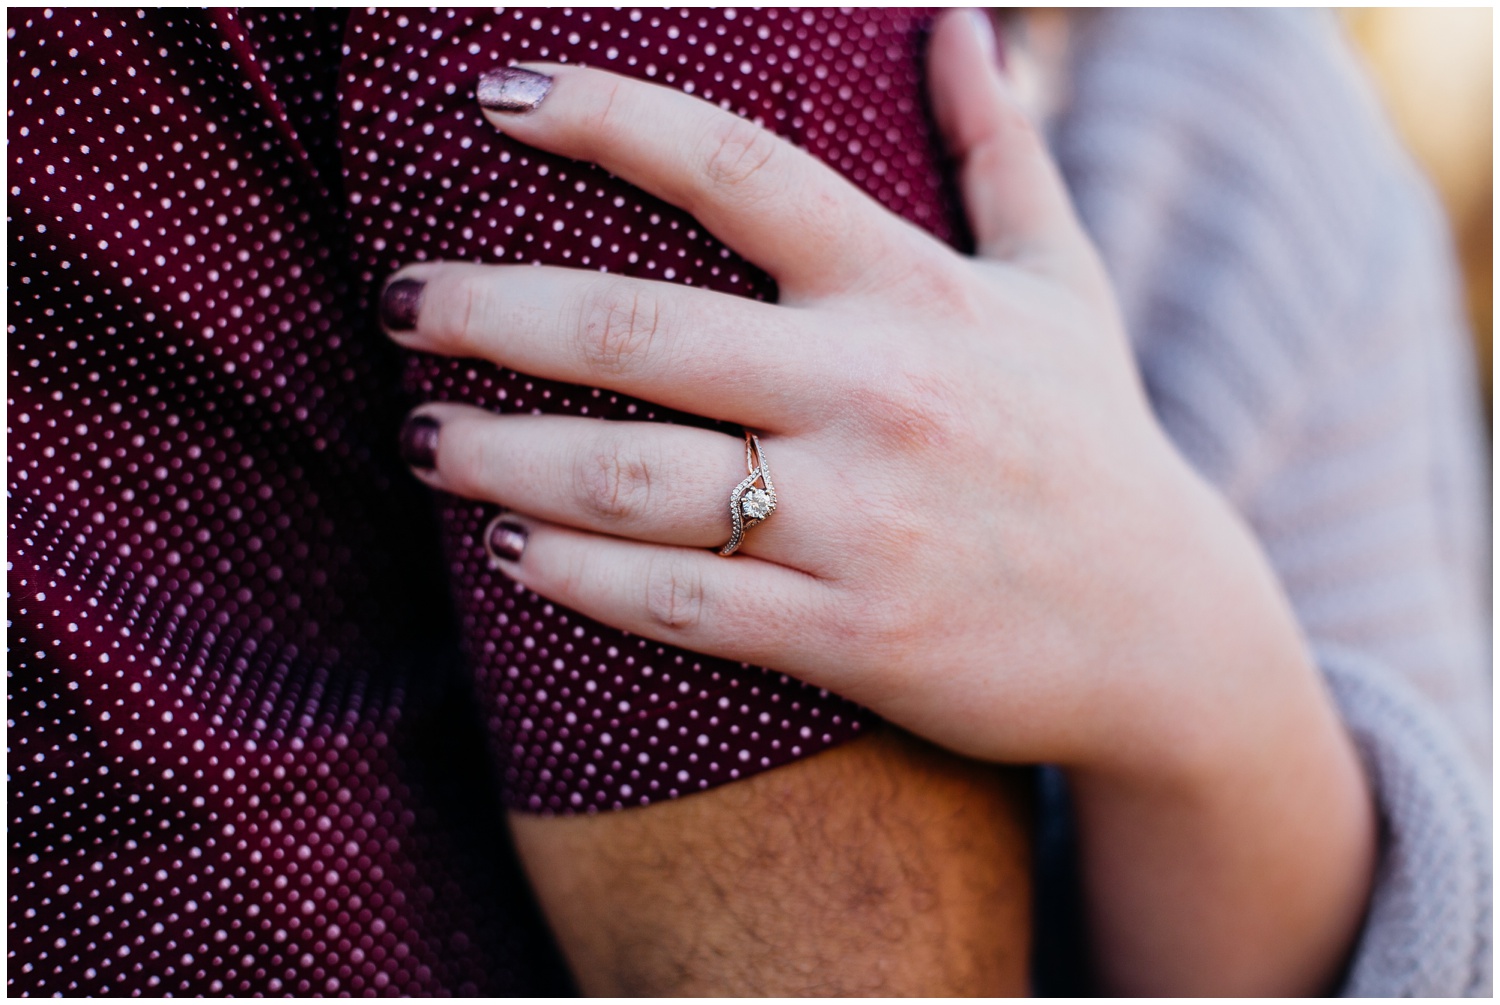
[509,726,1033,995]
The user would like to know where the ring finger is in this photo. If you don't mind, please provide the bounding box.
[400,403,805,559]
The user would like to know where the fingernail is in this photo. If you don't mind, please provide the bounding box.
[486,518,529,565]
[381,278,425,332]
[478,67,553,113]
[398,414,441,471]
[968,9,1003,70]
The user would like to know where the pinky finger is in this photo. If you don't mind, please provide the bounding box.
[485,513,836,675]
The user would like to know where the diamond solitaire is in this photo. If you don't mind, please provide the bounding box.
[741,487,774,522]
[719,432,776,556]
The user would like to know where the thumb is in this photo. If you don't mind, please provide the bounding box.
[927,9,1084,265]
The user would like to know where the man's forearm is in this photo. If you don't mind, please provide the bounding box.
[509,726,1034,995]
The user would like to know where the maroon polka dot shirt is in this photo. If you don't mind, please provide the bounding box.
[10,8,954,994]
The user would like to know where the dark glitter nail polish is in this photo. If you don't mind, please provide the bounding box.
[398,414,440,471]
[477,67,553,113]
[488,520,528,564]
[380,278,424,332]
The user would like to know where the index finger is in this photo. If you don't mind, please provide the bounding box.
[477,63,925,301]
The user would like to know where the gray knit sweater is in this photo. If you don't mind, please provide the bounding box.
[1045,9,1491,996]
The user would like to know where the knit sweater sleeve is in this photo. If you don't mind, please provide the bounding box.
[1053,10,1491,995]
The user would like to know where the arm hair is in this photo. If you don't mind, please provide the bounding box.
[510,725,1034,995]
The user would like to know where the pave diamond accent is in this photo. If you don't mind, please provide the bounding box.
[740,487,774,522]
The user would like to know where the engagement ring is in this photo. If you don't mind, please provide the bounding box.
[719,431,776,556]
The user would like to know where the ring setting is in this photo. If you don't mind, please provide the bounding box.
[720,432,776,556]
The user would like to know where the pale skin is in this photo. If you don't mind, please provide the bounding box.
[386,9,1377,996]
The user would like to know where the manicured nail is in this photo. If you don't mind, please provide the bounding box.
[486,518,529,565]
[381,278,425,332]
[478,67,553,113]
[398,414,441,471]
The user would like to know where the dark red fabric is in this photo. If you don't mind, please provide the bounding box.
[340,7,961,812]
[9,8,952,994]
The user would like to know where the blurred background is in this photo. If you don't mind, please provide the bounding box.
[1344,8,1492,420]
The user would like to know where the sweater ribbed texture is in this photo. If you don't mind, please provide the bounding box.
[1051,10,1491,995]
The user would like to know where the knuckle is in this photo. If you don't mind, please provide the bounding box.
[576,435,653,524]
[841,363,966,452]
[923,257,981,317]
[883,245,982,319]
[576,280,664,377]
[811,580,926,688]
[812,590,873,654]
[699,115,780,196]
[643,554,705,633]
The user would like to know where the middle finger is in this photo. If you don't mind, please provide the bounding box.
[383,262,839,430]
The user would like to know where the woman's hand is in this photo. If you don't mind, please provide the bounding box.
[383,10,1374,992]
[386,12,1240,775]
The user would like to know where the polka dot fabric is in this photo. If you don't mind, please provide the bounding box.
[8,10,568,995]
[10,7,952,994]
[340,7,958,812]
